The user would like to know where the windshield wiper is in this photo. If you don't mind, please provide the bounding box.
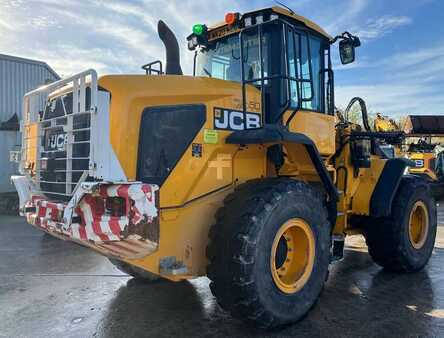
[203,67,212,78]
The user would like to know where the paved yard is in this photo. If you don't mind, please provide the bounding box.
[1,209,444,337]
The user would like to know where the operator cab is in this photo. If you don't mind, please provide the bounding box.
[188,6,360,126]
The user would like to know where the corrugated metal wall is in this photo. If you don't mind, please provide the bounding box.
[0,54,60,122]
[0,54,60,193]
[0,131,20,193]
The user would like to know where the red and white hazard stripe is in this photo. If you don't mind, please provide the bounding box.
[26,183,158,244]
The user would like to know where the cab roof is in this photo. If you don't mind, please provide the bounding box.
[208,6,332,40]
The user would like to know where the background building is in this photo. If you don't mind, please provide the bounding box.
[0,54,60,212]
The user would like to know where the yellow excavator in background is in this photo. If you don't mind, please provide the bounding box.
[374,112,400,132]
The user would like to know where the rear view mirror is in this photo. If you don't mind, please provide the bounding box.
[335,33,361,65]
[339,39,356,65]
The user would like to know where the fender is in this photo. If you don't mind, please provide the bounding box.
[226,125,339,223]
[370,158,414,217]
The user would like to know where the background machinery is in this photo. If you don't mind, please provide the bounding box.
[11,6,437,329]
[404,115,444,198]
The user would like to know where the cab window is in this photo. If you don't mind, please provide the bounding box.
[287,32,323,112]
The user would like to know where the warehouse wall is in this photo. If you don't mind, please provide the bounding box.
[0,131,19,191]
[0,54,60,197]
[0,54,59,122]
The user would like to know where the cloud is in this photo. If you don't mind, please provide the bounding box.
[0,0,249,76]
[323,0,369,34]
[335,38,444,115]
[356,15,412,40]
[0,18,14,31]
[336,82,444,115]
[45,5,163,59]
[384,44,444,69]
[29,15,59,29]
[94,1,158,32]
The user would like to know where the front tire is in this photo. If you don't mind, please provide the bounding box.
[365,176,437,272]
[206,178,331,329]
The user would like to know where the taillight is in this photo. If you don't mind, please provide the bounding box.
[105,197,126,217]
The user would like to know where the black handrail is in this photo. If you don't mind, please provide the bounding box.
[142,60,163,75]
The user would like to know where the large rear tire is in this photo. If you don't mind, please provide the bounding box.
[206,178,331,329]
[364,176,437,272]
[108,258,160,282]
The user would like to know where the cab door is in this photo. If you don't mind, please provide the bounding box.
[284,30,335,156]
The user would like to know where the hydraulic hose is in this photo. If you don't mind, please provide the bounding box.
[344,97,371,131]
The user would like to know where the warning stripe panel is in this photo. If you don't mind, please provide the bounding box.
[25,183,158,249]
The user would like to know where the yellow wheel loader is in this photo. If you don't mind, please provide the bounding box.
[10,6,437,329]
[404,115,444,199]
[365,113,444,199]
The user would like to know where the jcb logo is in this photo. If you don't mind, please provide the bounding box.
[47,133,68,151]
[214,108,261,131]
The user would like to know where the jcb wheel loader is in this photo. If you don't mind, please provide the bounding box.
[371,113,444,199]
[10,6,437,329]
[404,115,444,199]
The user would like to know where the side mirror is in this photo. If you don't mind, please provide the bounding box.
[339,39,355,64]
[338,35,361,65]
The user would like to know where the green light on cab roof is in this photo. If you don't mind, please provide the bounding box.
[193,24,205,35]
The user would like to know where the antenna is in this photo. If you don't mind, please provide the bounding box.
[275,1,295,15]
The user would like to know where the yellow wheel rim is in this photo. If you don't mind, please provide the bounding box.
[270,218,316,294]
[408,201,429,250]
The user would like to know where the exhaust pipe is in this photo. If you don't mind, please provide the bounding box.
[157,20,183,75]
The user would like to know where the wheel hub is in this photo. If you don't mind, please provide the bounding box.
[408,201,429,249]
[271,218,316,294]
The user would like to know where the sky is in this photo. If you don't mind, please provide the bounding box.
[1,0,443,116]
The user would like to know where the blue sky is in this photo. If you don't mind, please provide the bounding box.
[1,0,443,116]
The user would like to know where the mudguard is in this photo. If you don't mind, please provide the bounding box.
[370,158,414,217]
[226,125,339,223]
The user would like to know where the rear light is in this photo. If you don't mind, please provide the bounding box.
[40,158,48,171]
[105,197,126,217]
[83,195,127,218]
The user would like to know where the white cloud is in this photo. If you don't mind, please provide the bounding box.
[335,39,444,115]
[384,44,444,69]
[336,83,444,115]
[0,18,14,31]
[356,15,412,40]
[29,15,59,29]
[93,1,158,32]
[323,0,369,34]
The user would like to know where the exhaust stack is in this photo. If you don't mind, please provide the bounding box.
[158,20,183,75]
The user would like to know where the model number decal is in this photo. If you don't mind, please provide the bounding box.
[214,107,261,131]
[414,159,424,168]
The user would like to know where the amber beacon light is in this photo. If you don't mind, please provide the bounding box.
[225,12,239,25]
